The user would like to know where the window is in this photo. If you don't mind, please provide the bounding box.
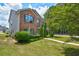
[24,15,34,23]
[37,19,39,23]
[37,19,40,27]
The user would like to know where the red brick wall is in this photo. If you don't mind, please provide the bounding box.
[18,9,43,34]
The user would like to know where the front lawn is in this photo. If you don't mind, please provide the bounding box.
[53,35,79,43]
[0,32,7,40]
[0,38,79,56]
[0,33,79,56]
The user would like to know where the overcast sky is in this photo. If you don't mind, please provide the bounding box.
[0,3,56,27]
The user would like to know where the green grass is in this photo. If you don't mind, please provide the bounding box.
[0,32,8,40]
[53,35,79,43]
[53,36,71,42]
[0,39,63,56]
[0,33,79,56]
[0,39,79,56]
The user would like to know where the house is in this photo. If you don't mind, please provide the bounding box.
[9,8,43,36]
[0,25,4,32]
[0,25,8,33]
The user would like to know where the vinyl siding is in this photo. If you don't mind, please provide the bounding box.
[9,10,19,36]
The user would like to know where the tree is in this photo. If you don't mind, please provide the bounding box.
[39,22,48,37]
[44,3,79,36]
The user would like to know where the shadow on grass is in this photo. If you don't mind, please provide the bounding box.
[71,37,79,41]
[63,47,79,56]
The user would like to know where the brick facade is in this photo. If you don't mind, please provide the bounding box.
[17,9,43,34]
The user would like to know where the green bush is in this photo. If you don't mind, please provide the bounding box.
[46,33,54,38]
[39,23,48,37]
[15,31,31,43]
[49,32,54,37]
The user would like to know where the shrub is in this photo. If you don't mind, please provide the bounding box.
[39,23,48,37]
[46,33,54,38]
[49,32,54,37]
[15,31,31,43]
[5,34,9,37]
[29,35,41,42]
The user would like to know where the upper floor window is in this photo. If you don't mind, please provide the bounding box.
[37,19,40,27]
[37,19,39,23]
[24,15,34,23]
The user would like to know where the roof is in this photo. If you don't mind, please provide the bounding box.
[9,8,44,22]
[16,8,43,19]
[16,8,31,14]
[9,10,16,22]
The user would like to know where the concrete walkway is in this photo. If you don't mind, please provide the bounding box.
[54,34,79,38]
[44,38,79,46]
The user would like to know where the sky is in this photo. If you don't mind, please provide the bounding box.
[0,3,56,28]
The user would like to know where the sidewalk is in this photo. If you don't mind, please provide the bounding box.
[44,38,79,46]
[54,34,79,38]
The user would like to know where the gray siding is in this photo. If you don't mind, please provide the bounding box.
[9,10,19,36]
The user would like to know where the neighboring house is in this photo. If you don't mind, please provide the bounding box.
[9,8,43,36]
[0,25,3,32]
[0,25,8,33]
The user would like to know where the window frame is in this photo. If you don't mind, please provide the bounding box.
[24,15,34,23]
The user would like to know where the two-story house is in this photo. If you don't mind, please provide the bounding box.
[9,8,43,36]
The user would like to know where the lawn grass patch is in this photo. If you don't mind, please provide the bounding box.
[0,33,79,56]
[0,32,8,40]
[53,36,71,42]
[0,38,79,56]
[53,35,79,43]
[0,39,64,56]
[63,44,79,56]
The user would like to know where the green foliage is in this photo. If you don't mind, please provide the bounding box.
[15,31,42,43]
[49,32,54,37]
[39,23,48,37]
[47,33,54,38]
[44,3,79,36]
[15,31,31,43]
